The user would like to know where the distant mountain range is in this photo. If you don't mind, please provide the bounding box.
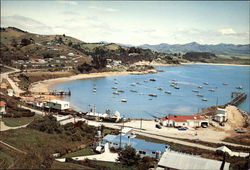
[138,42,250,56]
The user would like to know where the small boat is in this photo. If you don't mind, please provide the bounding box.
[120,99,127,102]
[158,87,163,90]
[113,91,119,95]
[149,93,157,97]
[196,94,203,97]
[208,89,215,92]
[197,86,203,89]
[92,89,96,92]
[136,82,141,85]
[93,87,97,90]
[174,86,180,89]
[170,83,176,87]
[149,78,156,81]
[192,90,199,92]
[202,98,208,101]
[203,82,209,85]
[165,91,172,94]
[130,83,136,86]
[111,86,117,89]
[222,83,228,85]
[236,85,243,89]
[130,90,137,92]
[144,80,148,82]
[114,78,117,80]
[117,90,125,93]
[114,82,118,84]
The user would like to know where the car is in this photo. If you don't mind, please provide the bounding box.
[155,124,162,129]
[178,127,188,131]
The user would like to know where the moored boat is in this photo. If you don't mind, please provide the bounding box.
[118,90,125,93]
[149,93,157,97]
[196,93,203,97]
[236,85,243,89]
[165,91,172,94]
[192,89,199,92]
[149,78,156,81]
[202,98,208,101]
[120,99,127,102]
[208,89,215,92]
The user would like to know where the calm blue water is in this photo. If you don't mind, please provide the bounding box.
[50,64,250,118]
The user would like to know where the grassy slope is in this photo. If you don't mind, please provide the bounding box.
[62,147,95,158]
[2,115,41,127]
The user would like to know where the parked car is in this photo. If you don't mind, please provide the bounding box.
[155,124,162,129]
[178,127,188,131]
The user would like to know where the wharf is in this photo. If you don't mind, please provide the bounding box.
[30,90,71,96]
[228,92,247,106]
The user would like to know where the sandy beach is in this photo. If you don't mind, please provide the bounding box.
[29,70,158,93]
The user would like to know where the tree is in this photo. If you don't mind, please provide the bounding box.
[92,47,108,69]
[117,146,141,167]
[11,39,18,47]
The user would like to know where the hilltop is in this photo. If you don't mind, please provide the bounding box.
[138,42,250,57]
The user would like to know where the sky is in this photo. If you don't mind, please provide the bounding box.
[1,0,249,45]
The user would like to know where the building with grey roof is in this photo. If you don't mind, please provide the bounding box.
[157,150,230,170]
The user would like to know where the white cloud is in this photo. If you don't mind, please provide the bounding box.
[56,0,78,6]
[218,28,236,35]
[88,5,119,12]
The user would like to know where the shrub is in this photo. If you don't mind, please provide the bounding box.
[117,146,141,166]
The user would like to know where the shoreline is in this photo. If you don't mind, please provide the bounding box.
[29,70,158,93]
[180,62,250,66]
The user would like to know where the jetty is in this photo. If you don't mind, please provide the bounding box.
[228,92,247,106]
[30,90,71,96]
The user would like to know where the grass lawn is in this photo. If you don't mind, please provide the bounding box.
[62,147,96,158]
[2,115,41,127]
[51,161,94,169]
[0,149,14,168]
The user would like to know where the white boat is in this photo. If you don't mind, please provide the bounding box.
[130,89,137,92]
[223,83,228,85]
[197,86,203,89]
[165,91,172,94]
[111,86,117,89]
[92,89,96,92]
[158,87,163,90]
[136,82,141,85]
[113,91,119,95]
[236,85,243,89]
[203,82,209,85]
[192,90,199,92]
[202,98,208,101]
[196,94,203,97]
[208,89,215,92]
[130,83,136,86]
[120,99,127,102]
[149,93,157,97]
[174,86,180,89]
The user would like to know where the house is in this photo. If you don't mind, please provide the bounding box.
[67,52,75,57]
[46,100,70,110]
[213,108,228,123]
[161,114,208,127]
[157,150,230,170]
[0,101,6,114]
[100,134,169,159]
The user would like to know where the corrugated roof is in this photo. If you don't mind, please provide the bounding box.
[158,151,230,170]
[103,134,168,152]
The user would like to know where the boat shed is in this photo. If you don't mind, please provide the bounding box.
[101,134,169,159]
[157,150,230,170]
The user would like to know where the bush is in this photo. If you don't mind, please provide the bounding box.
[117,146,141,166]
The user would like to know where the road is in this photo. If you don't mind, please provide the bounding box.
[19,105,46,116]
[0,65,25,96]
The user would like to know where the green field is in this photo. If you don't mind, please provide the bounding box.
[62,147,95,158]
[2,115,41,127]
[0,149,15,168]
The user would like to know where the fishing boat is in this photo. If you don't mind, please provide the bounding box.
[120,99,127,102]
[165,91,172,94]
[149,78,156,81]
[208,89,215,92]
[192,90,199,92]
[111,86,117,89]
[118,90,125,93]
[113,91,119,95]
[203,82,209,85]
[158,87,163,90]
[149,93,157,97]
[197,86,203,89]
[222,83,228,85]
[130,89,137,92]
[236,85,243,89]
[202,98,208,101]
[196,94,203,97]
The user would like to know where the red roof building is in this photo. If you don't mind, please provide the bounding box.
[161,114,208,127]
[0,101,6,114]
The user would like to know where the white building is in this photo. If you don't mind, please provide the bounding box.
[7,89,14,97]
[46,100,70,110]
[214,108,228,123]
[157,150,230,170]
[0,101,6,114]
